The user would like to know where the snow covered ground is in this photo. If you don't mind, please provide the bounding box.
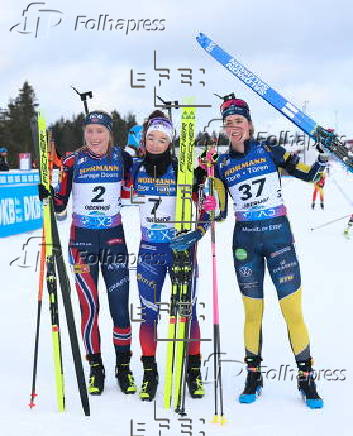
[1,160,352,436]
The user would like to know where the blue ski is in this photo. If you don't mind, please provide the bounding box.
[196,33,353,171]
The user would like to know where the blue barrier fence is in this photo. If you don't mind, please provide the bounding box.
[0,170,42,238]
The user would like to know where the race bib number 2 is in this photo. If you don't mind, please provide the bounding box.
[73,182,121,216]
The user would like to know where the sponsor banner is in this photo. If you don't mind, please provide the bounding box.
[0,170,42,237]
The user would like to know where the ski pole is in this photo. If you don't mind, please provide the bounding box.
[203,147,226,424]
[310,214,351,231]
[177,180,206,415]
[28,228,46,409]
[330,176,353,207]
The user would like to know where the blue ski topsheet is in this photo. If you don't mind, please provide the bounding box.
[196,33,318,138]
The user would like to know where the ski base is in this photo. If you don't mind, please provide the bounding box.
[163,99,196,412]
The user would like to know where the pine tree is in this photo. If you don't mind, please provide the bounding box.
[0,81,37,167]
[111,110,136,147]
[0,81,139,166]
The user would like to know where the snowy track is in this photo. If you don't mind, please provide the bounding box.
[1,161,352,436]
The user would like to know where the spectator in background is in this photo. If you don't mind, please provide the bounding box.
[0,148,10,171]
[311,172,326,210]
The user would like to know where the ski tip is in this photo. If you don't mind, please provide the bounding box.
[305,398,324,409]
[196,33,207,47]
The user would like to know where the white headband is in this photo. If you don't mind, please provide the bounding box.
[146,123,173,142]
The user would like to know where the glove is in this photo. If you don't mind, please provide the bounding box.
[38,184,54,202]
[203,195,216,211]
[285,153,300,173]
[198,150,218,170]
[215,209,227,221]
[170,229,203,251]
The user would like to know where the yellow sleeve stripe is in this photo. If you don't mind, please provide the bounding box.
[296,162,311,173]
[283,152,311,173]
[214,177,226,211]
[196,225,206,235]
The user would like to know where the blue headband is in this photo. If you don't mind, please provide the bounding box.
[84,112,113,131]
[222,105,251,121]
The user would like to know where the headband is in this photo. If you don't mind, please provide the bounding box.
[146,117,173,141]
[221,99,251,121]
[84,111,113,131]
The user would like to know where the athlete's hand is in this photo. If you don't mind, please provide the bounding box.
[170,229,203,251]
[215,209,227,221]
[203,195,216,211]
[318,153,329,164]
[38,184,54,202]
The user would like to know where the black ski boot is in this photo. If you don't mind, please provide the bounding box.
[320,202,324,210]
[239,356,263,404]
[139,356,158,401]
[87,353,105,396]
[311,202,315,209]
[186,354,205,398]
[296,359,324,409]
[115,352,137,394]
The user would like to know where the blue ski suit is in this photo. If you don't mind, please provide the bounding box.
[214,140,324,362]
[132,159,202,357]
